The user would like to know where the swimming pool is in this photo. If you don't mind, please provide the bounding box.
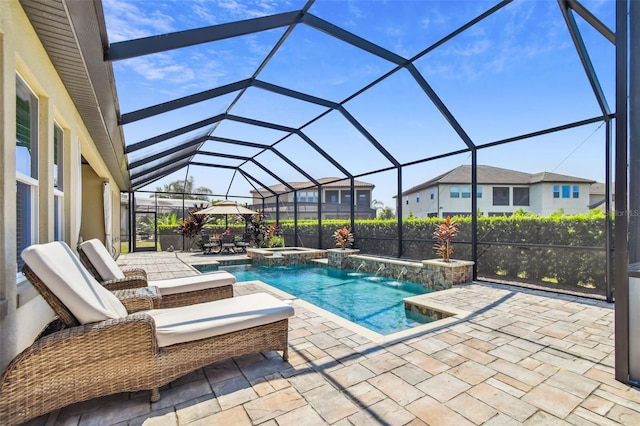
[206,263,433,335]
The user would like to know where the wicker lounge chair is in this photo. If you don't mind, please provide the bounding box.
[0,241,294,426]
[78,239,235,308]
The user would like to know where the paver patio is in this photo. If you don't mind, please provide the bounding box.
[24,251,640,425]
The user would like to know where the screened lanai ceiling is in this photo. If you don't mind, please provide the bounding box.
[27,0,617,203]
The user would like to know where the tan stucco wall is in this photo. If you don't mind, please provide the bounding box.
[80,164,107,242]
[0,1,122,372]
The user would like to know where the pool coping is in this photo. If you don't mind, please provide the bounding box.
[244,279,472,345]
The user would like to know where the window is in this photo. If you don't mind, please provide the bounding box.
[16,75,39,272]
[553,185,560,198]
[297,191,306,203]
[450,186,460,198]
[492,187,509,206]
[562,185,570,198]
[430,189,434,199]
[461,187,471,198]
[573,185,579,198]
[406,196,409,205]
[513,187,530,206]
[356,190,369,206]
[341,191,351,205]
[326,190,338,203]
[54,123,64,241]
[416,192,420,203]
[477,187,483,198]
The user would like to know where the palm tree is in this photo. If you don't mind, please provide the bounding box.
[155,177,213,200]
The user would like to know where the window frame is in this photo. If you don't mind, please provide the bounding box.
[553,185,560,198]
[53,122,65,241]
[492,187,510,206]
[16,74,40,276]
[572,185,579,198]
[450,186,460,198]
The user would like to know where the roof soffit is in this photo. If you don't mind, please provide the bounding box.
[20,0,129,190]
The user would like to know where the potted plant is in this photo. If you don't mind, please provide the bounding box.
[175,203,209,251]
[422,215,473,288]
[333,226,354,250]
[433,215,458,262]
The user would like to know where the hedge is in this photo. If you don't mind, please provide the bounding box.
[158,213,608,295]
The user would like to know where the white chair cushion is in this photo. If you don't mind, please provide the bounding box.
[79,239,125,281]
[21,241,128,324]
[147,293,294,347]
[150,271,236,296]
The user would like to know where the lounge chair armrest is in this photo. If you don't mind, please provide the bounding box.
[102,275,148,290]
[123,268,148,279]
[114,286,161,311]
[41,314,156,355]
[119,295,154,312]
[0,314,159,424]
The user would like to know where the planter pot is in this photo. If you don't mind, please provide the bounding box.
[422,259,474,287]
[327,248,360,269]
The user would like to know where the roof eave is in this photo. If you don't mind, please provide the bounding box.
[21,0,130,190]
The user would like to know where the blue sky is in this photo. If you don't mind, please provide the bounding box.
[103,0,615,209]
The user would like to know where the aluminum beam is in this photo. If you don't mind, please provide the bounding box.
[106,11,302,61]
[131,161,192,189]
[126,114,225,153]
[614,0,629,385]
[238,170,279,197]
[127,135,207,170]
[120,80,252,125]
[251,161,296,191]
[253,80,338,108]
[568,0,615,44]
[302,13,405,65]
[338,106,400,167]
[406,64,475,149]
[558,0,612,118]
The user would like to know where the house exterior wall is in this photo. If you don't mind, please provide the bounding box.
[402,182,592,219]
[251,186,374,220]
[537,182,591,216]
[0,1,122,372]
[403,186,439,217]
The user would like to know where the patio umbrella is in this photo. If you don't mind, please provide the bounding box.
[194,200,258,229]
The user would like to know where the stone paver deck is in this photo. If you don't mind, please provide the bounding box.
[25,251,640,425]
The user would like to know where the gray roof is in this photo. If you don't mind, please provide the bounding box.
[251,177,374,196]
[402,165,595,196]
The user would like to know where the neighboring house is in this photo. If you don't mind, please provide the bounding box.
[250,177,376,220]
[399,165,595,218]
[589,182,615,213]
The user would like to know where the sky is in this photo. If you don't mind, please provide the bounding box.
[103,0,616,210]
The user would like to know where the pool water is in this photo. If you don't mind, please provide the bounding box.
[216,264,432,335]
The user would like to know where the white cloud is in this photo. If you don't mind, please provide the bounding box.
[103,0,176,42]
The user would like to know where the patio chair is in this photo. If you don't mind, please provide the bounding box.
[234,233,251,253]
[220,233,236,253]
[78,239,235,308]
[0,241,294,426]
